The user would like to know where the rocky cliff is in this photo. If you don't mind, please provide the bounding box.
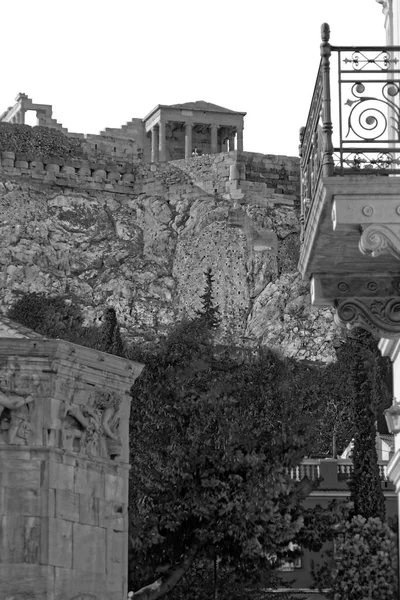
[0,149,339,362]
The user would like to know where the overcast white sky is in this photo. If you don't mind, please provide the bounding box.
[1,0,386,157]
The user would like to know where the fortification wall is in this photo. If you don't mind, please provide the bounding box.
[0,149,339,362]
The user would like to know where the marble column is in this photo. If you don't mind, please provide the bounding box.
[211,124,218,154]
[159,119,167,162]
[151,125,159,163]
[228,132,235,152]
[185,123,193,159]
[236,126,244,152]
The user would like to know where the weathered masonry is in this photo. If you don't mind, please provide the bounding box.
[0,316,143,600]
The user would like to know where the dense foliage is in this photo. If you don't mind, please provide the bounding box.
[128,319,324,599]
[8,292,125,356]
[0,122,85,160]
[313,516,398,600]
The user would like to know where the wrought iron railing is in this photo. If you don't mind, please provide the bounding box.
[300,23,400,232]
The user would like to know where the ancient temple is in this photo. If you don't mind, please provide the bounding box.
[143,101,246,161]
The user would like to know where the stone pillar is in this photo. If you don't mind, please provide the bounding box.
[211,124,218,154]
[228,132,235,152]
[0,335,143,600]
[185,122,193,159]
[159,119,167,162]
[151,125,159,163]
[237,126,244,151]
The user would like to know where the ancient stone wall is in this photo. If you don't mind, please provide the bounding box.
[0,335,142,600]
[0,149,339,362]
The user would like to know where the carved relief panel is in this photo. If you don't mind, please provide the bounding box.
[0,358,40,446]
[62,389,123,460]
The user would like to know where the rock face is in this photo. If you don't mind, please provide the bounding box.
[0,150,339,362]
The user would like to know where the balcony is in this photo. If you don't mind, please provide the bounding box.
[290,458,393,491]
[298,24,400,339]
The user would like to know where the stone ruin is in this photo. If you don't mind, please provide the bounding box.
[0,316,143,599]
[0,94,246,164]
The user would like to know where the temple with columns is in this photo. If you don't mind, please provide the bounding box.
[143,101,245,161]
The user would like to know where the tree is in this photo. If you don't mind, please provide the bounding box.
[128,319,321,600]
[195,268,221,329]
[336,331,389,520]
[95,307,125,357]
[313,515,398,600]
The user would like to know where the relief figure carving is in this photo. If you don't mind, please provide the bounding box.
[0,373,39,445]
[62,390,122,459]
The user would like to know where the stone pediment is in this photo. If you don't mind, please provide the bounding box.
[168,100,245,114]
[0,315,45,339]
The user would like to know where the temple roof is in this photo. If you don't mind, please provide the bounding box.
[0,315,45,339]
[168,101,238,113]
[143,101,246,122]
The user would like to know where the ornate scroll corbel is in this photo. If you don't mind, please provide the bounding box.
[359,224,400,260]
[335,297,400,338]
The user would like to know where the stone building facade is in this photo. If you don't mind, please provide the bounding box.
[0,316,143,600]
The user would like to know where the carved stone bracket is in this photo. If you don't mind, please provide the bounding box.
[311,272,400,305]
[359,224,400,260]
[335,297,400,338]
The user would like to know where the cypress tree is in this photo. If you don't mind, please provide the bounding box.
[341,331,387,520]
[195,268,221,330]
[97,307,125,357]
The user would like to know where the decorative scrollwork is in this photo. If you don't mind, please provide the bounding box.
[344,81,400,141]
[359,224,400,260]
[343,50,396,71]
[335,297,400,338]
[333,151,400,171]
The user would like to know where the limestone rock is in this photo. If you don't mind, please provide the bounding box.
[0,152,339,359]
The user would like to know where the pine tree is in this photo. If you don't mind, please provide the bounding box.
[195,268,221,330]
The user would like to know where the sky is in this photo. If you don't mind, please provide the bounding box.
[0,0,386,158]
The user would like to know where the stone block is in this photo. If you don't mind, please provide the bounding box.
[107,171,121,181]
[40,487,56,518]
[3,485,40,516]
[0,564,55,600]
[0,515,40,563]
[98,499,125,529]
[48,461,75,491]
[0,462,40,489]
[30,160,44,170]
[105,473,126,502]
[75,465,104,498]
[54,566,107,600]
[61,165,76,176]
[55,489,80,521]
[15,160,29,168]
[79,494,99,526]
[45,164,60,174]
[72,522,106,573]
[40,517,72,568]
